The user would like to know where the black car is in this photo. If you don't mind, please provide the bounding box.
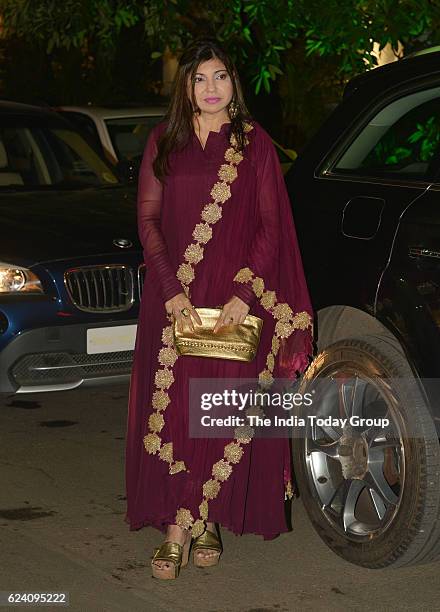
[0,101,143,394]
[286,49,440,569]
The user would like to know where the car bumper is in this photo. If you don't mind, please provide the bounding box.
[0,320,137,394]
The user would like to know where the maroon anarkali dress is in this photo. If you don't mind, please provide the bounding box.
[125,118,313,539]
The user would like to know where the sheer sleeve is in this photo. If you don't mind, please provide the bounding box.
[137,126,183,303]
[232,129,281,307]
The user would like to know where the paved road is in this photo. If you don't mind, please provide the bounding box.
[1,385,439,612]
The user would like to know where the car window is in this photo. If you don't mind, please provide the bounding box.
[333,86,440,181]
[58,111,103,153]
[105,116,163,162]
[0,121,119,189]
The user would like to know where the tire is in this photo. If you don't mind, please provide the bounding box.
[293,335,440,568]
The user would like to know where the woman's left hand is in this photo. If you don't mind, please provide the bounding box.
[213,296,250,333]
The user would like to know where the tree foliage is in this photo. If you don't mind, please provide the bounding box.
[2,0,440,91]
[1,1,440,150]
[1,0,140,53]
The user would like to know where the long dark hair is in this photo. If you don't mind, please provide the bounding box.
[153,37,252,182]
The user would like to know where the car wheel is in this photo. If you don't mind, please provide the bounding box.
[293,335,440,568]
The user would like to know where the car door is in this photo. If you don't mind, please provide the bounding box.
[375,162,440,377]
[290,80,440,313]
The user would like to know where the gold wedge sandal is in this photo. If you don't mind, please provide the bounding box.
[151,537,191,580]
[192,527,222,568]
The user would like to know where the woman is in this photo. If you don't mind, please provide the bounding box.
[125,37,313,580]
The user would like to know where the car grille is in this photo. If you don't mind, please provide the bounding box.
[64,265,134,313]
[11,351,133,386]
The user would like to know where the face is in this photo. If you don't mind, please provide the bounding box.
[188,57,234,117]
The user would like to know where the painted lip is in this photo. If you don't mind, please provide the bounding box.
[204,97,221,103]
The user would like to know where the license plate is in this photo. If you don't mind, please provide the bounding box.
[86,325,137,354]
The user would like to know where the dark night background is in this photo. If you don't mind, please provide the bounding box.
[1,0,439,152]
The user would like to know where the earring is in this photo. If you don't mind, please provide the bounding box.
[228,100,238,119]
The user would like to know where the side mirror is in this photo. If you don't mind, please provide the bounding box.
[285,148,298,161]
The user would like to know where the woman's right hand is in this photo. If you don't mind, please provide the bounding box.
[165,292,202,333]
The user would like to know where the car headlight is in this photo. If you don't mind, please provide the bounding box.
[0,263,44,294]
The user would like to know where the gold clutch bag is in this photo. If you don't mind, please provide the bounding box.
[173,307,263,362]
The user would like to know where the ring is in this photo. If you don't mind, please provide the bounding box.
[181,308,190,317]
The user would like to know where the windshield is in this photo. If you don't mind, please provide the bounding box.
[105,115,163,162]
[0,118,119,189]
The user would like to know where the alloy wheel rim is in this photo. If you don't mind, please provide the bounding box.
[304,364,405,540]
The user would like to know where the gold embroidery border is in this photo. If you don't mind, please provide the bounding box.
[176,268,312,538]
[143,123,254,475]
